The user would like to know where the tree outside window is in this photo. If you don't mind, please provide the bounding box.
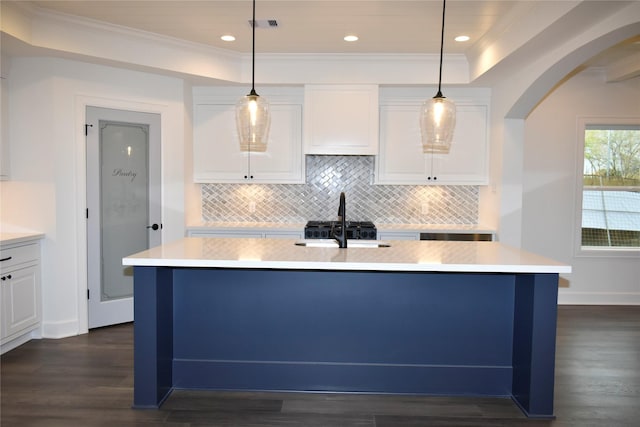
[581,125,640,248]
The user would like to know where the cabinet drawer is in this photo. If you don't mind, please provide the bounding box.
[0,243,39,271]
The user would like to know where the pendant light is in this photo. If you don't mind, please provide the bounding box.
[235,0,270,152]
[419,0,456,154]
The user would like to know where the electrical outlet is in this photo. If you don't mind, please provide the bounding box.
[249,201,256,213]
[421,202,429,215]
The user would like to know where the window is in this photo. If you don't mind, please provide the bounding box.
[579,122,640,249]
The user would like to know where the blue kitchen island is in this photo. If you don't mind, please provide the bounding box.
[123,237,571,418]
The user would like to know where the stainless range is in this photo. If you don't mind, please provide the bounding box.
[304,220,377,240]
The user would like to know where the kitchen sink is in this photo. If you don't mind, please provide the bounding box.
[295,239,391,248]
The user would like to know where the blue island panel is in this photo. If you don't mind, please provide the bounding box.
[171,269,515,396]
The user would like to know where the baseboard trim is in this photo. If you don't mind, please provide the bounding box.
[1,330,39,355]
[42,319,81,339]
[558,291,640,305]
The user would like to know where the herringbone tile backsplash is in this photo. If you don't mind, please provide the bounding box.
[201,156,478,224]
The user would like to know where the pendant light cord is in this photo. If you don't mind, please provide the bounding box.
[250,0,257,95]
[436,0,446,98]
[248,0,256,174]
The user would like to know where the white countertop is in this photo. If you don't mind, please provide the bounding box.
[123,237,571,274]
[0,232,45,246]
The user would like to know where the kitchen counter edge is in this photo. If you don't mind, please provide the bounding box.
[0,232,45,246]
[123,237,570,274]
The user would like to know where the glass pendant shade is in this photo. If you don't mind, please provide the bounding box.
[420,0,456,155]
[420,95,456,154]
[235,91,270,152]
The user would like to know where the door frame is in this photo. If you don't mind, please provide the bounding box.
[86,107,162,329]
[75,95,170,334]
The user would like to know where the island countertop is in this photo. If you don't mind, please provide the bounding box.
[123,237,571,274]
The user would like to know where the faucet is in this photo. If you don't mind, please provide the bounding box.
[332,192,347,248]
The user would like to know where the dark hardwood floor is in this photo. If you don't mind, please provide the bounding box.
[2,306,639,426]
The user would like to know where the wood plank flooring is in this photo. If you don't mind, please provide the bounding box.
[2,306,639,426]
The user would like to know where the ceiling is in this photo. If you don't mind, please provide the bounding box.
[3,0,639,84]
[20,0,542,54]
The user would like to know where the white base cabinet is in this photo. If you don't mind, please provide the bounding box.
[377,231,420,241]
[187,228,304,240]
[376,88,490,185]
[1,238,42,354]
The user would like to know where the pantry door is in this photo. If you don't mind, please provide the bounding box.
[86,107,161,329]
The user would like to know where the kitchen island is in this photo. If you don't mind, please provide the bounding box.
[123,237,571,418]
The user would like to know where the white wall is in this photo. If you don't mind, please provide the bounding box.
[0,57,186,337]
[523,69,640,304]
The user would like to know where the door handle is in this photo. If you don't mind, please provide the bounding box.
[146,224,160,231]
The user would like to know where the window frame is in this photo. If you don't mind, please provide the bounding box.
[574,117,640,258]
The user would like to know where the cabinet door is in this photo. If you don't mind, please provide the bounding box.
[431,105,489,185]
[250,104,303,183]
[264,231,304,239]
[1,264,40,340]
[304,85,379,155]
[376,104,427,184]
[193,104,303,183]
[193,104,245,182]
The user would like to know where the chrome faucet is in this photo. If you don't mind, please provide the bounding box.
[332,192,347,248]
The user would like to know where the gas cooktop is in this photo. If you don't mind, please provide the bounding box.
[304,220,377,240]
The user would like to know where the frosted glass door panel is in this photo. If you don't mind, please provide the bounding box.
[100,121,149,301]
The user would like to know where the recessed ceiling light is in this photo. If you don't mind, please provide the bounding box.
[344,35,359,42]
[221,35,236,42]
[455,35,470,42]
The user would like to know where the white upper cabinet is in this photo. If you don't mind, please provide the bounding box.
[304,85,379,155]
[376,88,490,185]
[193,87,304,184]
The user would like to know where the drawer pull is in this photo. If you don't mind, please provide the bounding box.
[0,256,12,262]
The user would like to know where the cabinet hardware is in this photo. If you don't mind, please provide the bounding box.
[0,256,12,262]
[1,275,11,281]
